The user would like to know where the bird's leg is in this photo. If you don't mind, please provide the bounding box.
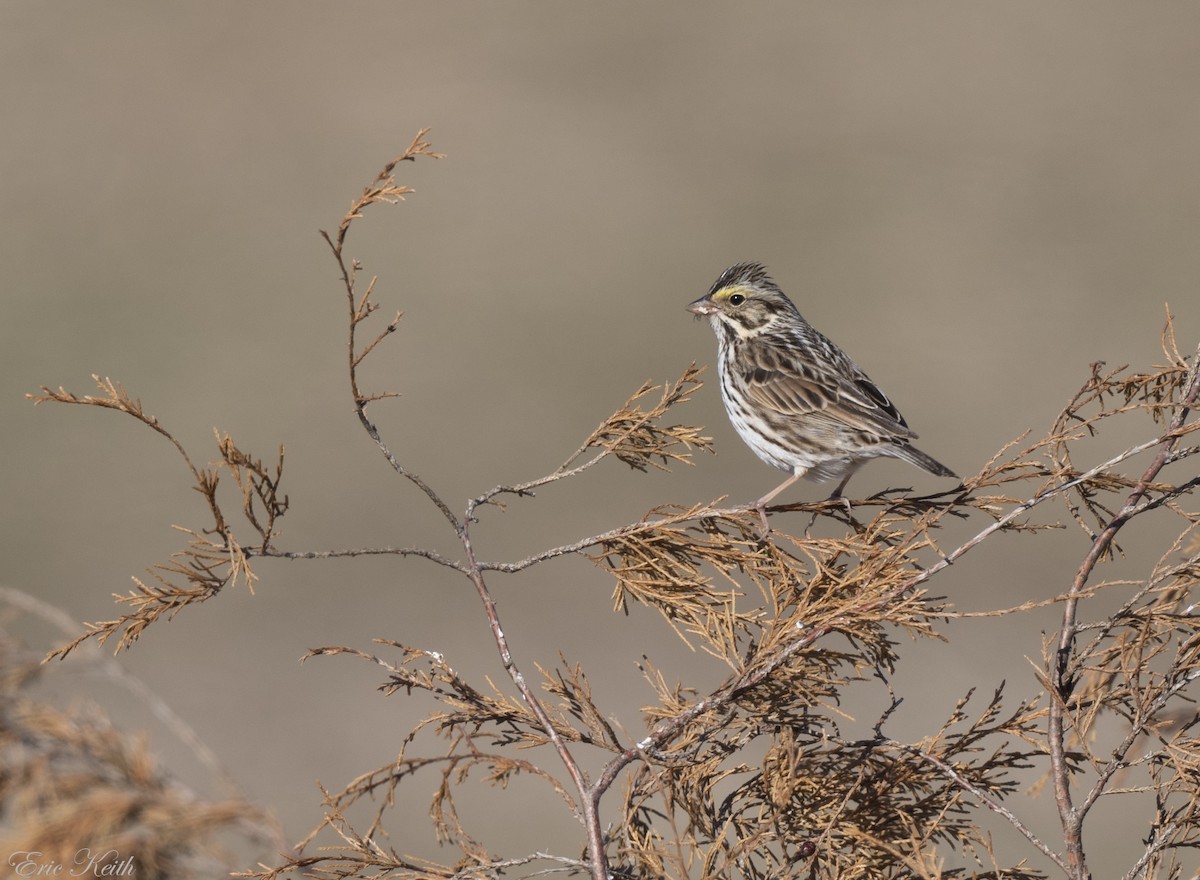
[827,472,855,517]
[754,468,807,534]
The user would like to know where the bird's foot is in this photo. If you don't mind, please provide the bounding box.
[827,492,853,518]
[755,503,771,538]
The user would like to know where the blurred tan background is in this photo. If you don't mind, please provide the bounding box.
[4,1,1200,869]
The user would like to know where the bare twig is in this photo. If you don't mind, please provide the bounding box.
[253,544,468,573]
[320,129,459,534]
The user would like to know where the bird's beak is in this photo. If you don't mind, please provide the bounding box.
[687,297,717,316]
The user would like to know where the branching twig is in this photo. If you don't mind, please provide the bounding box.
[900,743,1069,873]
[1048,343,1200,880]
[320,128,459,534]
[322,135,610,879]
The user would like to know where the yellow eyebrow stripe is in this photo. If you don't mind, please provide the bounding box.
[712,284,753,302]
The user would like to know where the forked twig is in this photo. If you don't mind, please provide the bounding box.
[1047,343,1200,880]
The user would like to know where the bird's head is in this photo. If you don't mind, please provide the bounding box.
[687,262,798,338]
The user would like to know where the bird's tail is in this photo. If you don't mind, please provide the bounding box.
[894,443,958,480]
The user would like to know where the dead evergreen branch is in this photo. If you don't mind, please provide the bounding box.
[0,590,282,877]
[27,377,282,659]
[25,137,1200,879]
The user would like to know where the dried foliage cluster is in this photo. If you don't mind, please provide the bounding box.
[23,132,1200,880]
[0,588,282,877]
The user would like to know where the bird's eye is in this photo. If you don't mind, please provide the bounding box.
[728,293,745,306]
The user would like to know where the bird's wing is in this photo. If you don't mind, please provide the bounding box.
[739,342,918,440]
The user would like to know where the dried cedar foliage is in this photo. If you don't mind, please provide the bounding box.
[26,139,1200,880]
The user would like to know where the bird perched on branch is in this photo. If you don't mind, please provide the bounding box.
[688,262,957,532]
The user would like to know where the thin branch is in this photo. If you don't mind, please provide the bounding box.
[457,522,610,880]
[1048,343,1200,880]
[319,130,460,535]
[1122,823,1183,880]
[1079,668,1200,821]
[28,374,205,485]
[482,431,1174,578]
[478,499,742,572]
[903,429,1197,594]
[470,365,711,514]
[252,544,468,573]
[899,742,1069,873]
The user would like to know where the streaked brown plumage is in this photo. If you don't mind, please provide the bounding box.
[688,262,956,531]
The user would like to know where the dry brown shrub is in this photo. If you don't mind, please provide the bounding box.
[0,589,282,878]
[24,133,1200,880]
